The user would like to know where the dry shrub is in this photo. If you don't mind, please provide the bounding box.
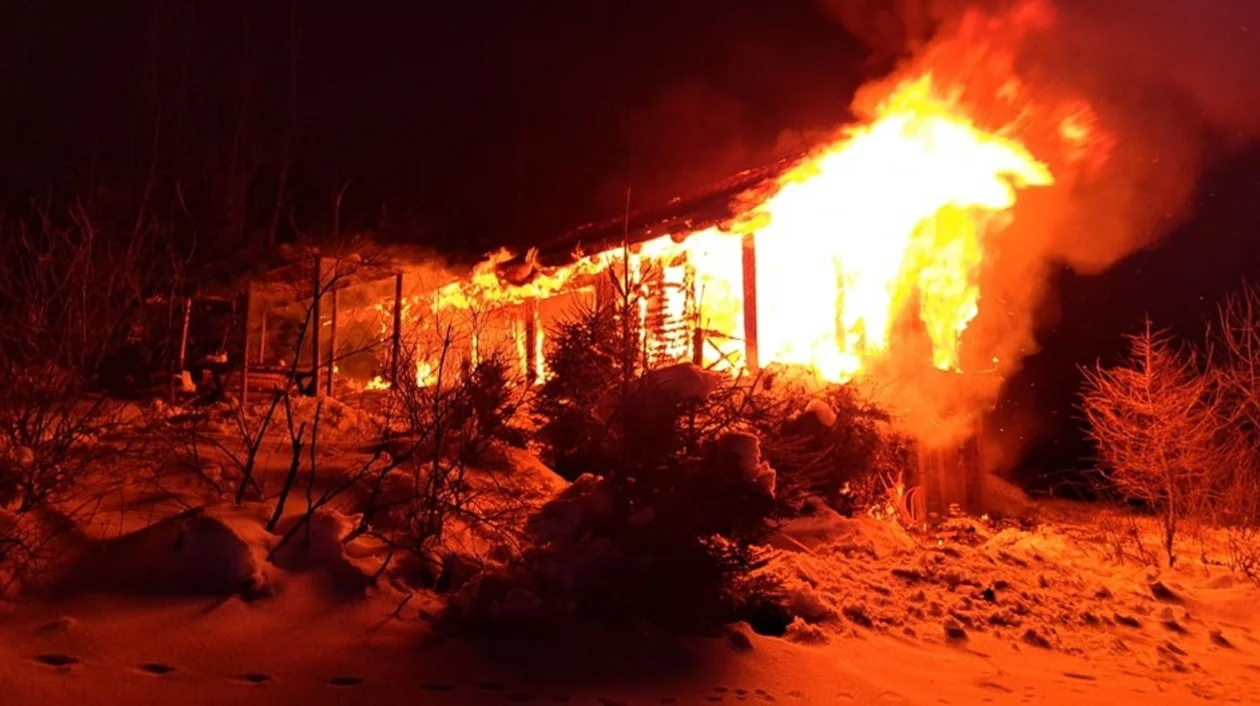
[0,208,159,595]
[327,335,537,587]
[1210,285,1260,578]
[756,378,915,516]
[1096,514,1157,567]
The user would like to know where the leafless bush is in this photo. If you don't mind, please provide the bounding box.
[0,206,166,375]
[1096,514,1157,566]
[341,330,536,575]
[0,206,162,592]
[1206,284,1260,576]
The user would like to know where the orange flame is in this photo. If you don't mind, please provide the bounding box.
[748,74,1052,380]
[388,72,1068,388]
[377,0,1113,419]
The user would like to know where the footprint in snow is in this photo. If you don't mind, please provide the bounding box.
[33,654,79,667]
[236,672,272,684]
[36,617,77,634]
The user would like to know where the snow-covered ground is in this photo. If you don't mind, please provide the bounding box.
[5,543,1257,706]
[4,414,1260,705]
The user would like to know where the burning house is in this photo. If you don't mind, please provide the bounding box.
[236,2,1119,516]
[240,74,1077,515]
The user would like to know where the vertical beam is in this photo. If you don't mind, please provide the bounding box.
[917,443,945,517]
[310,256,322,397]
[241,284,252,407]
[524,299,539,383]
[391,272,404,384]
[740,233,759,374]
[687,261,704,366]
[174,296,193,402]
[177,296,193,372]
[964,418,985,513]
[326,284,339,397]
[258,311,268,364]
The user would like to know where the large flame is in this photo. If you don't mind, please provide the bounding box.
[372,0,1109,420]
[747,74,1053,380]
[378,71,1074,391]
[351,0,1115,458]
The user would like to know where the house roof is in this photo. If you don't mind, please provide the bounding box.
[527,154,802,267]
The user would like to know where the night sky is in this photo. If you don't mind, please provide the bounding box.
[2,0,1257,484]
[0,0,868,250]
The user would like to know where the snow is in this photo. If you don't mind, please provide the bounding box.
[717,431,778,496]
[53,506,270,599]
[595,362,722,422]
[8,428,1260,704]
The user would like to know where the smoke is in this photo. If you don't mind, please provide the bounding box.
[815,0,1260,452]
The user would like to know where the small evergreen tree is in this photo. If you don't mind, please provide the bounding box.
[533,299,641,479]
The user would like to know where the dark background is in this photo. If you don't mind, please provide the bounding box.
[0,0,869,249]
[1,0,1256,488]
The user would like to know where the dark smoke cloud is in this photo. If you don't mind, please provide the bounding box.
[606,78,847,219]
[821,0,1260,154]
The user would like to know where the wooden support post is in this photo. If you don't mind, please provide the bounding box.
[524,299,539,383]
[740,233,759,374]
[241,284,252,407]
[310,256,322,397]
[391,272,404,384]
[964,417,985,513]
[326,285,339,397]
[171,296,194,402]
[258,311,268,365]
[177,296,193,372]
[917,443,945,517]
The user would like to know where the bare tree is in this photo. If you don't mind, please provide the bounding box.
[1212,284,1260,452]
[1205,284,1260,574]
[1081,322,1232,566]
[0,205,162,591]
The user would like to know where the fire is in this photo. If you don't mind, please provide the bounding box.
[748,75,1052,378]
[375,71,1068,388]
[367,0,1110,405]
